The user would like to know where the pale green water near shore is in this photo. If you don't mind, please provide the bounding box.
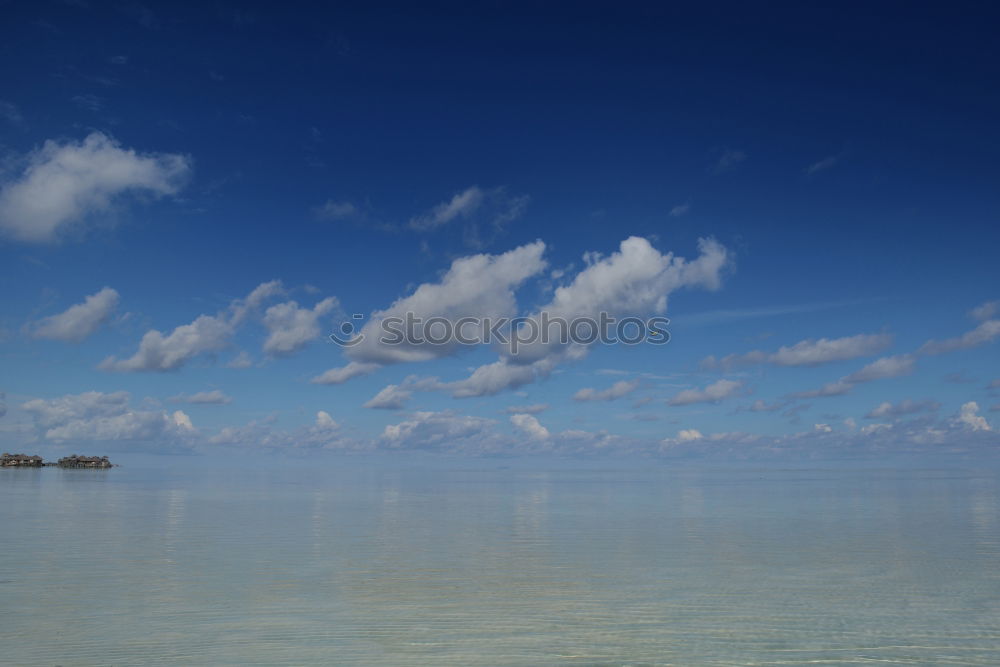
[2,457,1000,665]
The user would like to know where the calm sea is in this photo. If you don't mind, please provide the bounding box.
[2,456,999,665]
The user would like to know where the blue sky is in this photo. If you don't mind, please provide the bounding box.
[1,1,998,458]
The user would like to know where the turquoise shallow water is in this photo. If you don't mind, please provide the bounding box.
[2,458,1000,665]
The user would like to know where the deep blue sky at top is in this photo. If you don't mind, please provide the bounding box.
[0,1,998,453]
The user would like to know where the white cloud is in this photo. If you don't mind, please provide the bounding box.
[226,351,253,369]
[0,132,190,243]
[702,333,891,371]
[748,399,785,412]
[101,313,232,372]
[805,155,839,175]
[363,384,412,410]
[311,361,380,385]
[169,390,232,405]
[669,203,691,217]
[970,300,999,322]
[503,403,549,415]
[814,423,833,433]
[409,186,485,230]
[510,413,550,440]
[844,354,915,383]
[30,287,119,342]
[669,379,743,406]
[0,100,22,125]
[573,379,639,402]
[714,149,746,173]
[381,411,498,451]
[789,355,916,399]
[262,297,337,357]
[676,428,704,442]
[957,402,991,431]
[919,320,1000,355]
[500,236,729,365]
[866,399,939,419]
[209,414,351,450]
[71,94,103,112]
[346,240,546,365]
[313,200,358,220]
[230,280,285,325]
[769,334,892,367]
[789,380,854,399]
[447,358,552,398]
[21,391,195,443]
[408,186,528,238]
[315,411,337,428]
[450,236,728,397]
[102,281,286,372]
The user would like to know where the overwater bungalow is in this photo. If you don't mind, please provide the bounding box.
[0,453,45,467]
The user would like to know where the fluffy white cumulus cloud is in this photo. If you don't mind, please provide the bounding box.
[345,240,547,365]
[669,379,743,406]
[543,236,726,321]
[102,280,290,372]
[363,384,412,410]
[573,379,639,402]
[452,236,729,396]
[262,297,338,357]
[957,402,991,431]
[30,287,120,342]
[446,358,554,398]
[0,132,190,243]
[20,391,194,444]
[509,413,550,440]
[315,411,337,428]
[676,428,704,442]
[701,332,891,371]
[102,313,233,372]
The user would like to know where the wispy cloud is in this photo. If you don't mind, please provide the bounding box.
[702,333,892,371]
[169,390,232,405]
[408,185,529,247]
[804,154,840,175]
[573,380,639,402]
[313,200,358,221]
[669,203,691,217]
[713,148,746,173]
[680,298,879,328]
